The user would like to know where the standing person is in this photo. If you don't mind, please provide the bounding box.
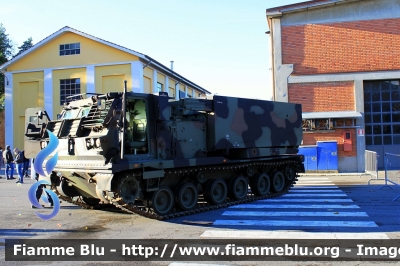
[22,151,30,178]
[13,148,24,183]
[3,145,15,180]
[0,147,3,174]
[2,146,6,178]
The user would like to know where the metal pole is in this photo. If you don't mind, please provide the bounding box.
[384,153,388,186]
[375,152,378,180]
[120,80,127,159]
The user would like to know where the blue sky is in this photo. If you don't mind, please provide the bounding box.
[1,0,300,99]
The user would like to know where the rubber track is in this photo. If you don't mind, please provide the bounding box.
[56,194,95,210]
[108,160,300,220]
[54,160,300,221]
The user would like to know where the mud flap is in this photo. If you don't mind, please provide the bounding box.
[94,173,114,203]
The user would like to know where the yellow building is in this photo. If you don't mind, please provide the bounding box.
[0,26,211,150]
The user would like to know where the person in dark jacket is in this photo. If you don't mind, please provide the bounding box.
[22,151,30,178]
[0,147,3,174]
[13,148,24,183]
[3,145,15,180]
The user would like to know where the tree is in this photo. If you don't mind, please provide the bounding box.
[0,93,4,111]
[0,24,13,64]
[0,23,14,95]
[0,24,32,117]
[15,37,33,57]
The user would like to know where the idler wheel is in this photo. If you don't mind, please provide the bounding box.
[284,164,296,181]
[229,176,248,200]
[176,183,198,211]
[250,173,270,196]
[118,176,140,204]
[271,171,286,192]
[149,186,175,215]
[204,179,227,205]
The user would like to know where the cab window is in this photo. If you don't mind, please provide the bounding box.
[125,99,148,155]
[61,109,80,119]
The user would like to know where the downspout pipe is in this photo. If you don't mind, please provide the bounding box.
[143,58,152,69]
[175,79,182,100]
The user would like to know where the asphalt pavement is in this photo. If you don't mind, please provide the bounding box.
[1,168,400,266]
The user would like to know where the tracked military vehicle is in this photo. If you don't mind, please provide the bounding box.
[25,82,304,220]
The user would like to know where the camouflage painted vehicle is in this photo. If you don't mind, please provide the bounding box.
[25,83,304,219]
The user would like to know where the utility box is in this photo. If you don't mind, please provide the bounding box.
[343,131,352,151]
[298,145,317,172]
[317,141,338,172]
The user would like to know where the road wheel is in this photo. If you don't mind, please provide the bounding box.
[176,183,198,211]
[149,186,175,215]
[271,171,285,193]
[229,176,248,200]
[204,179,227,205]
[250,173,270,196]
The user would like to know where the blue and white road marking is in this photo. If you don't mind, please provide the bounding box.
[222,211,368,217]
[200,177,389,239]
[229,204,359,209]
[212,220,378,227]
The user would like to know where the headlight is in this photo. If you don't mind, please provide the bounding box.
[41,142,47,149]
[90,138,95,147]
[95,138,101,147]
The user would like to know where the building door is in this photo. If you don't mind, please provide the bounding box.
[317,141,338,171]
[364,80,400,169]
[298,146,317,172]
[16,81,40,150]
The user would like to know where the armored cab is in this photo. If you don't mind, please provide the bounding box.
[25,88,304,218]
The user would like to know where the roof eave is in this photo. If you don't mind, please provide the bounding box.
[266,0,361,16]
[0,26,70,72]
[0,26,147,72]
[0,26,211,94]
[142,55,211,94]
[266,11,282,19]
[302,111,362,119]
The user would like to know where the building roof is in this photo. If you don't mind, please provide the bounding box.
[0,26,211,94]
[266,0,360,16]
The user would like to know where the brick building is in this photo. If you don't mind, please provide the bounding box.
[266,0,400,172]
